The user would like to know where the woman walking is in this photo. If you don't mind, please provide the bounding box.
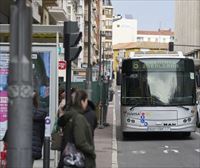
[58,90,96,168]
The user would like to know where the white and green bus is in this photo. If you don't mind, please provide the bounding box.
[121,53,198,138]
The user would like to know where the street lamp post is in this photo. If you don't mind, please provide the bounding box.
[99,31,105,79]
[8,0,33,167]
[98,31,105,129]
[86,0,92,99]
[102,48,105,78]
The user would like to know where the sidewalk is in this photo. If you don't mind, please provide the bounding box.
[95,104,113,168]
[33,104,114,168]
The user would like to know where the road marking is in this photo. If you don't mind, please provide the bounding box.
[195,149,200,153]
[171,149,179,153]
[163,150,169,154]
[132,150,146,154]
[162,145,179,154]
[112,93,118,168]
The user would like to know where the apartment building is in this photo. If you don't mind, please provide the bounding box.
[112,15,137,45]
[83,0,100,65]
[137,29,174,43]
[101,0,113,59]
[175,0,200,58]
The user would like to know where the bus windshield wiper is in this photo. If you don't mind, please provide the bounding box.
[178,106,189,111]
[130,98,150,110]
[130,102,140,110]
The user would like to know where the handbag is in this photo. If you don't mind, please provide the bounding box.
[51,117,63,151]
[62,116,85,168]
[62,142,85,168]
[51,130,62,151]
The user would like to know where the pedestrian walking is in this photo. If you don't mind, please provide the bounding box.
[84,100,98,137]
[57,90,96,168]
[32,90,47,165]
[70,88,97,136]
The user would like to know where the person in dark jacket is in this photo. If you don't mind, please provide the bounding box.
[84,100,98,137]
[58,90,96,168]
[32,91,47,164]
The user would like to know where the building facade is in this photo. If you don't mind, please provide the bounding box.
[101,0,113,59]
[137,29,174,43]
[175,0,200,58]
[112,15,137,45]
[113,42,168,72]
[83,0,100,66]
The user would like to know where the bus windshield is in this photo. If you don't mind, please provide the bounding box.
[121,58,196,106]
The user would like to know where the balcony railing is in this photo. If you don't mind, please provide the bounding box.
[48,6,68,21]
[43,0,58,7]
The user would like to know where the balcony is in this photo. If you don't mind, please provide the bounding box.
[43,0,58,7]
[48,7,68,21]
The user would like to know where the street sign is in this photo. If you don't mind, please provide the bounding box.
[58,60,66,70]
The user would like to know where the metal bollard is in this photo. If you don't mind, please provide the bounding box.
[43,116,51,168]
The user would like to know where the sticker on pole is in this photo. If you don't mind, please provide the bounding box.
[45,116,51,137]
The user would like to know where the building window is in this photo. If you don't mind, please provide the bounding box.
[105,31,112,40]
[148,37,151,41]
[104,9,113,18]
[137,37,144,42]
[163,38,166,42]
[105,20,112,29]
[105,42,112,50]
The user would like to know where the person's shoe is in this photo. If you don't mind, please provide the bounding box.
[103,123,110,127]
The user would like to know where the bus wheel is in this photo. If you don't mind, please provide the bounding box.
[196,113,200,128]
[122,132,129,140]
[182,132,191,137]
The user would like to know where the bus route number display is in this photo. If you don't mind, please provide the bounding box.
[132,59,184,71]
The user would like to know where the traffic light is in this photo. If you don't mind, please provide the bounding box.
[168,42,174,51]
[63,21,82,61]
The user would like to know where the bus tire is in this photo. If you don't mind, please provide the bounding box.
[182,132,191,137]
[196,113,200,128]
[122,132,129,140]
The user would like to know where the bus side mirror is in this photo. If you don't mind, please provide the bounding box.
[196,74,200,87]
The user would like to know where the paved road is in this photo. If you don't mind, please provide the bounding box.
[114,87,200,168]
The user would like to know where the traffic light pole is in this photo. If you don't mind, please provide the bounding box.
[65,60,72,108]
[86,0,92,100]
[98,31,104,129]
[63,21,82,107]
[7,0,33,167]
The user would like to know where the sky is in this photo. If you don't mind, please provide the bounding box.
[112,0,174,31]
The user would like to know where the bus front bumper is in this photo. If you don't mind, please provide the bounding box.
[122,124,196,132]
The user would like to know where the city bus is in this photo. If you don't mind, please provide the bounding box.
[121,53,198,138]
